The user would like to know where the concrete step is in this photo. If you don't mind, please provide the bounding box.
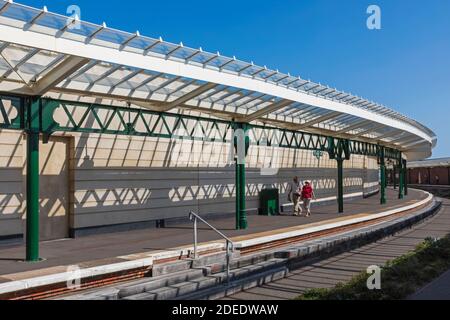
[123,275,222,300]
[117,268,205,298]
[61,268,205,300]
[151,259,192,277]
[204,251,275,275]
[177,266,289,300]
[122,258,287,300]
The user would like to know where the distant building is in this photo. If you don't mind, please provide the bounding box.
[407,158,450,186]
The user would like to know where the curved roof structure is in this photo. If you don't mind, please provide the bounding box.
[0,0,436,160]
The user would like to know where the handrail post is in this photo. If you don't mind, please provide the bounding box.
[188,210,234,286]
[226,240,230,285]
[193,215,198,259]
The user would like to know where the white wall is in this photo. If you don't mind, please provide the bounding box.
[0,128,379,238]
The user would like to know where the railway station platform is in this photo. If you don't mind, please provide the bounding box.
[0,188,432,299]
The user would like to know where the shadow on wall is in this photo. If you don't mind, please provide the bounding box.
[0,135,377,215]
[0,122,377,234]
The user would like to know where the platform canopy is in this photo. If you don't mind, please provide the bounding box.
[0,0,436,160]
[408,157,450,168]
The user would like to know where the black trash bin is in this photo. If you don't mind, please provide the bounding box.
[259,188,280,216]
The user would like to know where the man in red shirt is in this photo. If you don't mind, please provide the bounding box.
[301,181,316,217]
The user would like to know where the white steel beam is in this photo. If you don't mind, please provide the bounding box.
[31,55,90,95]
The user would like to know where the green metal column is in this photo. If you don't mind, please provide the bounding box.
[398,156,404,199]
[329,138,348,214]
[337,158,344,213]
[238,162,247,229]
[380,147,386,205]
[234,123,249,230]
[235,160,240,230]
[403,159,408,196]
[26,97,41,262]
[393,165,397,189]
[385,167,388,189]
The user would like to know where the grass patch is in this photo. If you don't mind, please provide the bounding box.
[296,235,450,300]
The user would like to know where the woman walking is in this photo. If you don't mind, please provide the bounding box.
[301,181,316,217]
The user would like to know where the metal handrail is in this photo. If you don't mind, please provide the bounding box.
[189,211,234,284]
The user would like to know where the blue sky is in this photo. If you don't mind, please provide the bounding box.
[18,0,450,158]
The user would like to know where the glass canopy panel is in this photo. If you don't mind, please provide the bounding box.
[130,78,158,93]
[17,50,54,79]
[169,47,198,60]
[120,71,155,89]
[65,21,100,37]
[188,51,216,64]
[222,60,248,73]
[244,98,269,110]
[149,42,178,56]
[125,36,156,51]
[34,12,68,30]
[293,106,319,119]
[75,63,110,84]
[244,67,266,78]
[195,84,225,101]
[275,103,302,116]
[94,28,132,45]
[98,69,135,88]
[232,91,260,105]
[278,76,298,87]
[205,56,228,68]
[275,105,296,115]
[326,113,353,124]
[157,77,188,94]
[276,103,311,117]
[146,74,177,90]
[267,73,283,83]
[256,69,274,79]
[0,58,9,72]
[1,3,39,23]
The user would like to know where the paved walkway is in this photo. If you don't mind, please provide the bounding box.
[0,189,423,278]
[222,197,450,300]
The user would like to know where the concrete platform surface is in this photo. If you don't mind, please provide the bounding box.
[0,189,425,281]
